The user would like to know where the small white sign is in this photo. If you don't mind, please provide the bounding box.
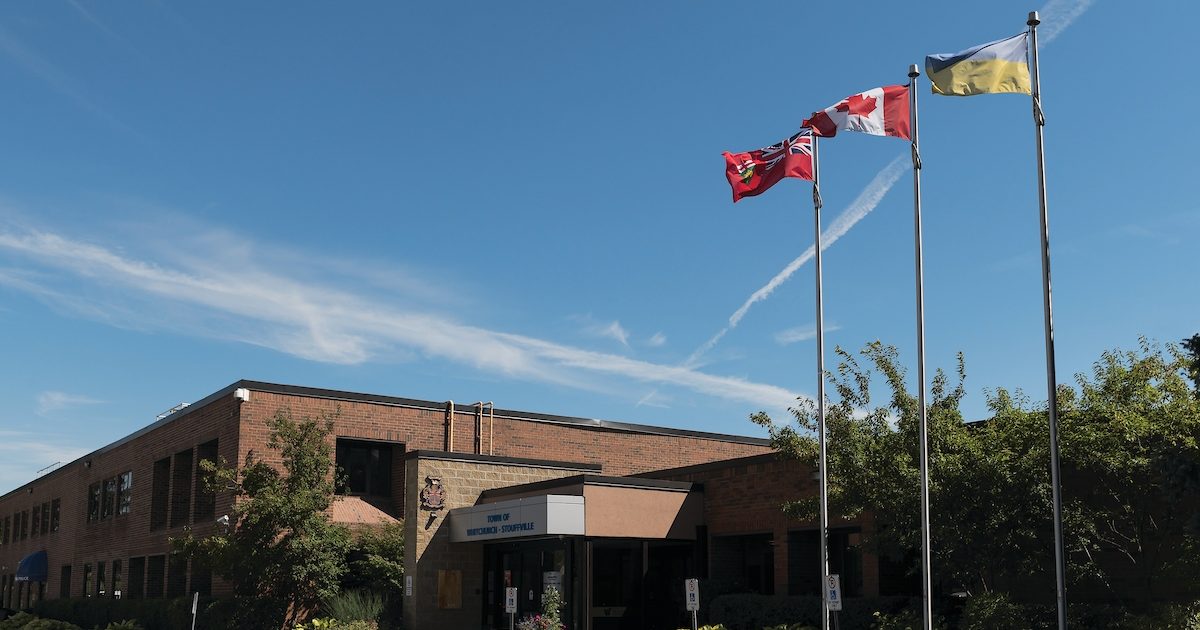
[543,571,563,594]
[825,574,842,612]
[685,578,700,612]
[404,575,413,597]
[505,587,518,614]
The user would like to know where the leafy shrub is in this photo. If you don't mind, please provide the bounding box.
[0,612,37,630]
[323,590,383,623]
[960,592,1032,630]
[103,621,145,630]
[708,594,913,630]
[31,596,232,630]
[21,620,81,630]
[294,618,377,630]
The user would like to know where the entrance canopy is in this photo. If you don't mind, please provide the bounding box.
[15,550,47,583]
[449,475,702,543]
[450,494,584,543]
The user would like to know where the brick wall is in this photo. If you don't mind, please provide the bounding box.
[644,454,879,597]
[0,380,773,609]
[0,391,241,606]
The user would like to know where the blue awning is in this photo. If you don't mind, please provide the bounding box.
[14,550,47,583]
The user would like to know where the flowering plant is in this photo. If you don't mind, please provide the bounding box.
[515,587,565,630]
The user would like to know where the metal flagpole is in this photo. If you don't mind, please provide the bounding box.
[908,64,934,630]
[1027,11,1068,630]
[812,132,831,630]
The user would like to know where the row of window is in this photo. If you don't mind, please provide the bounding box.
[87,471,133,522]
[0,499,61,545]
[0,554,212,609]
[149,439,218,531]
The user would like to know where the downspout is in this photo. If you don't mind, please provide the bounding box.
[473,401,495,455]
[445,401,454,452]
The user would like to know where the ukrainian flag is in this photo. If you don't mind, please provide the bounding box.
[926,33,1031,96]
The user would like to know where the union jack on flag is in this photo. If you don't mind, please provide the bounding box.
[723,128,815,203]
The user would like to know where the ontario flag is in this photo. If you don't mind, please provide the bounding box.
[723,128,814,202]
[802,85,910,140]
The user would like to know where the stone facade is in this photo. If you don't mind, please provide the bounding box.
[402,452,601,629]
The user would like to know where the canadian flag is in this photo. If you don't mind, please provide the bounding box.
[802,85,910,140]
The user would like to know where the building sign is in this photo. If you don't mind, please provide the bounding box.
[448,495,584,543]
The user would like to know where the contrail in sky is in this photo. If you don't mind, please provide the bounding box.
[685,153,909,368]
[684,0,1095,367]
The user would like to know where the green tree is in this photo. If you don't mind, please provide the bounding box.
[1183,333,1200,395]
[753,339,1200,615]
[175,409,352,629]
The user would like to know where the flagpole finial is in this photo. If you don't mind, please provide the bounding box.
[1027,10,1041,26]
[908,64,920,79]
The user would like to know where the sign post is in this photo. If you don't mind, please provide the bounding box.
[505,586,518,630]
[826,574,842,612]
[190,592,199,630]
[685,578,700,630]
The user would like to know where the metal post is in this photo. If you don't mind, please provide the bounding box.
[1028,11,1068,630]
[812,133,831,630]
[692,609,699,630]
[909,64,934,630]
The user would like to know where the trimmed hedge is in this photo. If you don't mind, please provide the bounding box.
[708,594,916,630]
[30,597,236,630]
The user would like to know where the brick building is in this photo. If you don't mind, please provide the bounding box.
[0,380,885,629]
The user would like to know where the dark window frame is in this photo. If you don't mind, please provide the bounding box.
[335,438,394,498]
[118,471,133,516]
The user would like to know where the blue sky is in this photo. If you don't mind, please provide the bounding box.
[1,0,1194,494]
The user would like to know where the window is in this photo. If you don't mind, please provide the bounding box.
[40,503,49,535]
[145,555,165,598]
[118,472,133,515]
[128,557,145,600]
[102,477,117,519]
[20,511,28,540]
[2,515,8,544]
[97,561,106,597]
[50,499,60,532]
[82,564,92,598]
[193,440,218,520]
[150,458,170,530]
[112,559,122,598]
[166,554,187,598]
[335,439,393,497]
[59,565,72,598]
[30,506,40,538]
[88,483,102,522]
[170,449,193,528]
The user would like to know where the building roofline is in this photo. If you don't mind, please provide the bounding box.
[403,449,602,472]
[635,451,783,478]
[2,379,768,501]
[239,380,771,445]
[478,474,697,501]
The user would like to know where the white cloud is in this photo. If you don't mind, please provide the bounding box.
[646,332,667,347]
[0,430,90,494]
[0,225,801,413]
[774,324,842,346]
[1037,0,1095,45]
[635,389,671,409]
[36,391,104,416]
[686,153,909,367]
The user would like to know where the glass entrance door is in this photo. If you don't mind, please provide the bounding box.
[483,539,572,630]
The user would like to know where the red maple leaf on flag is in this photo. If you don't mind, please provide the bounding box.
[835,93,878,118]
